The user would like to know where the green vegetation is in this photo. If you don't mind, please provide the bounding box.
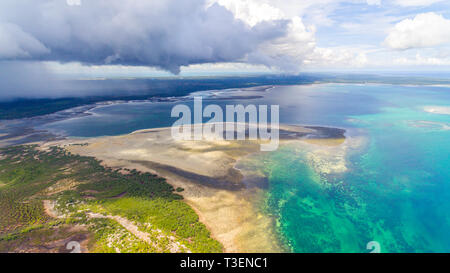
[0,145,222,253]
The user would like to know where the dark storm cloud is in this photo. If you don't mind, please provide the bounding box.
[0,61,146,100]
[0,0,288,74]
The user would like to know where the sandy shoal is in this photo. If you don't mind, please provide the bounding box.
[42,124,359,253]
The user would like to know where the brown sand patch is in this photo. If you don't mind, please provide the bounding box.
[46,124,348,253]
[43,200,60,218]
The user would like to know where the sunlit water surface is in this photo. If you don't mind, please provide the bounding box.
[41,84,450,252]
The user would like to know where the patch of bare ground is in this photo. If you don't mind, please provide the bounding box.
[13,225,91,253]
[87,212,189,253]
[44,179,79,196]
[43,200,61,218]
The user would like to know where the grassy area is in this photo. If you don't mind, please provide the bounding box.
[0,145,222,253]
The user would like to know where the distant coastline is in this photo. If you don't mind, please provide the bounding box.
[1,79,447,148]
[3,73,450,121]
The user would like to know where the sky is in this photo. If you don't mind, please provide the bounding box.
[1,0,450,98]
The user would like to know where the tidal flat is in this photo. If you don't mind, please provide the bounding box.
[2,83,450,253]
[53,124,350,252]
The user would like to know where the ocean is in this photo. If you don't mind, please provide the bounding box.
[39,83,450,252]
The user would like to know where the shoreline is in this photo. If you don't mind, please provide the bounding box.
[0,82,351,252]
[41,124,349,252]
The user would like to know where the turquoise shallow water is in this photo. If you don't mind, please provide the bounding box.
[247,85,450,253]
[41,84,450,252]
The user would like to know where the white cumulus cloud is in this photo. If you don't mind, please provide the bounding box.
[366,0,381,6]
[211,0,368,72]
[393,0,444,7]
[384,12,450,50]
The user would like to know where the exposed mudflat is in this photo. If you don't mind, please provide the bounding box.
[41,124,349,252]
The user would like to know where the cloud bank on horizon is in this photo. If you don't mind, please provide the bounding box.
[1,0,450,99]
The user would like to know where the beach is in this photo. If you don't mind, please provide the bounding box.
[2,83,449,253]
[39,124,350,252]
